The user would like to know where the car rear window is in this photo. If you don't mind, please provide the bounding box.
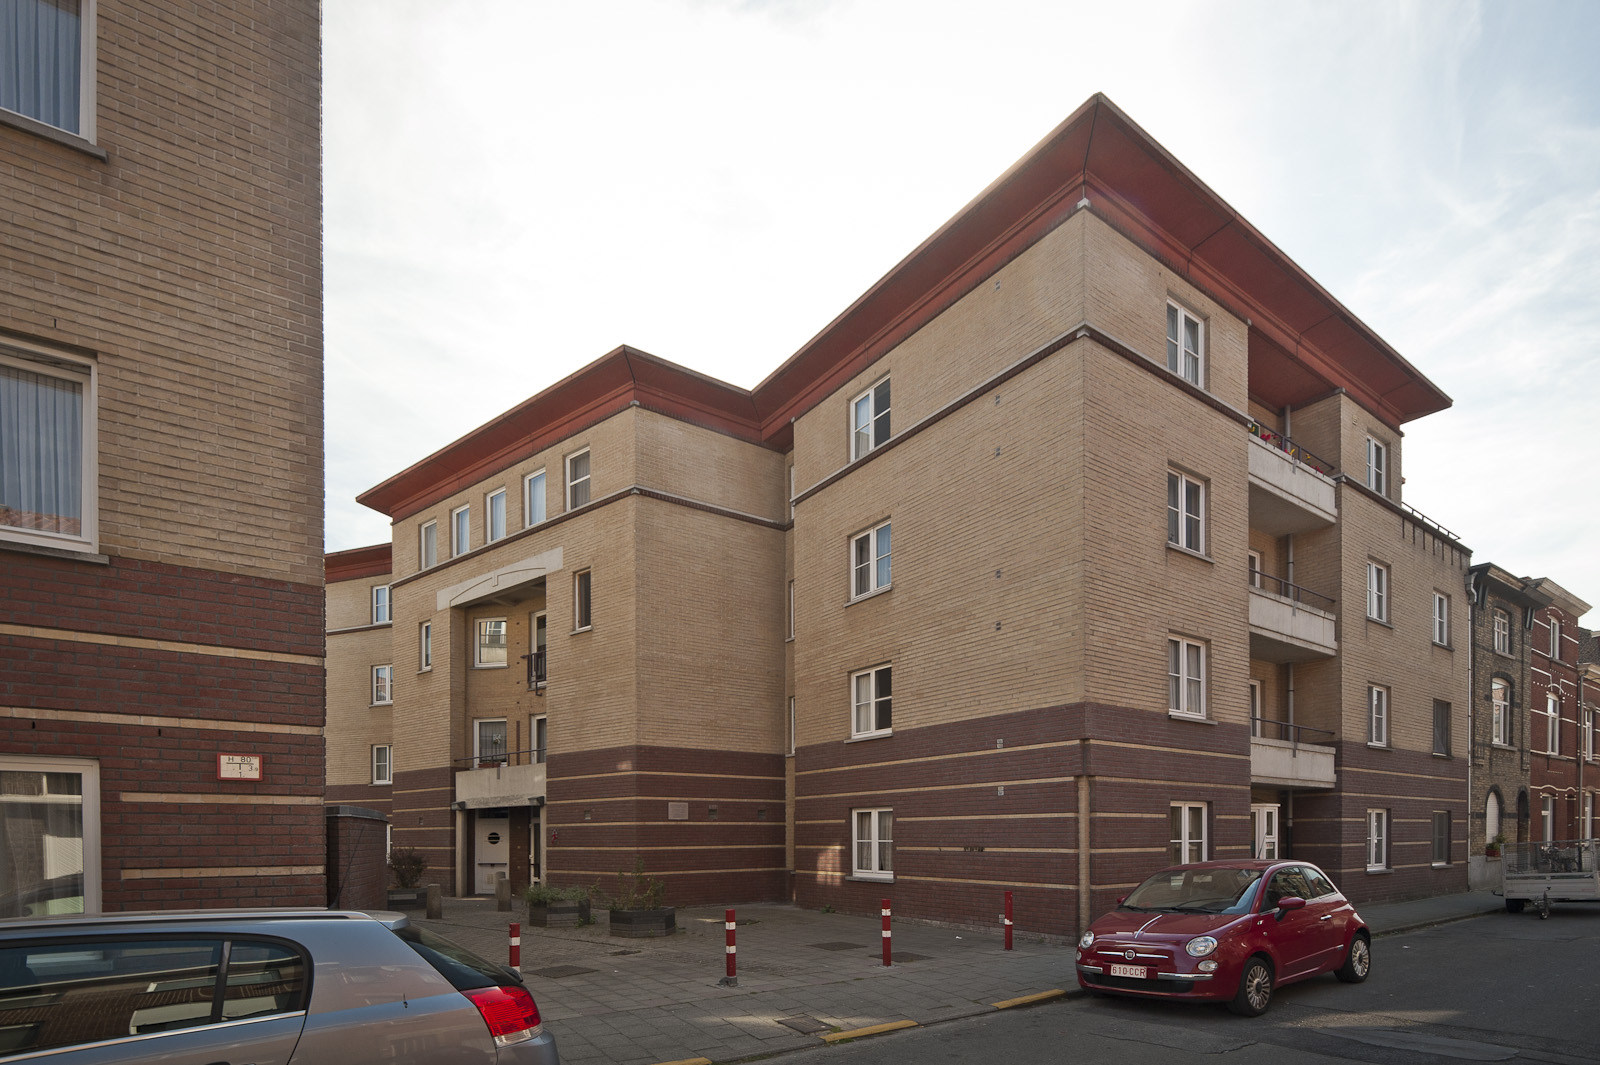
[392,925,518,992]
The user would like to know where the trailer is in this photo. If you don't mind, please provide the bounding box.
[1501,839,1600,918]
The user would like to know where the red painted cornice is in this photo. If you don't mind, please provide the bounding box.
[325,543,391,582]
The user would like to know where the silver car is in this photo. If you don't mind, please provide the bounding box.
[0,909,560,1063]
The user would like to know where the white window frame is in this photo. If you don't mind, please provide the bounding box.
[1365,436,1388,496]
[1433,699,1452,757]
[1166,470,1205,553]
[486,488,507,543]
[371,584,391,625]
[850,376,891,460]
[1541,795,1555,842]
[532,714,548,764]
[1366,809,1389,871]
[1491,679,1510,746]
[0,0,98,141]
[850,520,892,599]
[0,341,99,553]
[524,469,546,527]
[419,620,432,672]
[1546,692,1560,756]
[1431,811,1451,866]
[851,665,892,738]
[1249,679,1264,738]
[1366,561,1389,622]
[1486,791,1501,846]
[530,610,547,686]
[573,569,592,631]
[788,695,796,756]
[1247,550,1263,589]
[1493,609,1511,655]
[1170,802,1208,864]
[1433,592,1449,646]
[565,448,591,511]
[475,718,508,767]
[1165,300,1203,385]
[372,745,392,785]
[1583,708,1595,762]
[851,807,893,880]
[451,504,471,557]
[371,664,393,706]
[1550,619,1562,660]
[1167,638,1207,719]
[787,580,795,640]
[0,755,102,913]
[419,520,437,569]
[475,618,508,668]
[1368,685,1389,747]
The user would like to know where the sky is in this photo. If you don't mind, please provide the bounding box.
[323,0,1600,620]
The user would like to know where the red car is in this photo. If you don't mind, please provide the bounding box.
[1076,859,1370,1016]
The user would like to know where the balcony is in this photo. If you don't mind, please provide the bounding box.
[1249,573,1337,662]
[1247,423,1337,536]
[455,747,547,809]
[1250,719,1336,790]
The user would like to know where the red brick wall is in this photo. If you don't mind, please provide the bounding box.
[326,806,390,910]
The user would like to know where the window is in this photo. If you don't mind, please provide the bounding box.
[1169,803,1207,863]
[1366,561,1389,622]
[1541,795,1554,842]
[419,620,432,672]
[371,584,391,624]
[1432,593,1449,646]
[1368,685,1388,746]
[788,696,796,756]
[573,569,592,630]
[524,469,546,527]
[1366,809,1388,871]
[1249,679,1264,738]
[1431,811,1451,865]
[0,756,100,917]
[371,665,393,705]
[1485,791,1501,845]
[1491,679,1510,746]
[850,520,891,598]
[530,611,547,685]
[851,665,892,737]
[852,807,893,879]
[1166,470,1204,553]
[1546,692,1560,756]
[486,488,507,542]
[566,449,591,510]
[788,465,796,520]
[476,618,507,668]
[1167,638,1206,718]
[1550,619,1562,660]
[1432,700,1451,757]
[851,377,891,459]
[1493,609,1511,654]
[1584,708,1595,762]
[1586,792,1595,842]
[451,505,471,557]
[419,520,437,569]
[1247,550,1263,589]
[372,745,392,785]
[0,343,97,551]
[787,580,795,639]
[0,0,95,139]
[1365,436,1387,495]
[475,719,507,767]
[532,715,547,764]
[1165,301,1203,385]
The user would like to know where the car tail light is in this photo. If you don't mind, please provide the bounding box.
[462,984,542,1046]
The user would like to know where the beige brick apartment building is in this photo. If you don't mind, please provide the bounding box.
[329,95,1470,934]
[2,2,324,913]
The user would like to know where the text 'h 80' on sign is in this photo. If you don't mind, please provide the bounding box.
[217,754,263,781]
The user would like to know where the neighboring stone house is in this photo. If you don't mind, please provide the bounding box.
[328,94,1475,933]
[1,2,324,913]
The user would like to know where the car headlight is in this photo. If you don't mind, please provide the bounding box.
[1078,931,1095,950]
[1184,936,1218,957]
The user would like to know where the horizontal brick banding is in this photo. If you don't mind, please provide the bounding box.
[112,875,327,912]
[0,553,323,656]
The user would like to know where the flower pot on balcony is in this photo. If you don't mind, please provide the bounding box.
[607,907,676,938]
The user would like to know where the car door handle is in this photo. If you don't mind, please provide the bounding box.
[1319,914,1333,920]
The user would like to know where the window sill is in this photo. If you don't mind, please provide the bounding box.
[847,730,893,743]
[473,663,509,670]
[1432,752,1453,759]
[1168,712,1215,724]
[0,108,108,160]
[1367,742,1389,750]
[1491,741,1515,751]
[1165,543,1212,564]
[1365,867,1392,875]
[0,536,109,564]
[572,625,593,635]
[419,666,433,674]
[846,874,894,884]
[847,585,892,607]
[371,702,393,709]
[1431,862,1450,869]
[1366,616,1393,629]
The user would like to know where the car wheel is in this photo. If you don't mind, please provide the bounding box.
[1228,956,1274,1016]
[1505,898,1525,914]
[1334,932,1370,983]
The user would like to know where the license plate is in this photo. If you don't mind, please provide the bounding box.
[1108,963,1149,979]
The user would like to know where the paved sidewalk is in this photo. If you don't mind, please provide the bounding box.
[412,889,1502,1065]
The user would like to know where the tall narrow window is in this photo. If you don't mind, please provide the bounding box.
[524,470,546,527]
[788,696,796,756]
[1546,692,1560,756]
[1368,685,1389,746]
[1167,638,1206,718]
[1249,679,1264,738]
[1366,809,1388,870]
[1431,811,1451,865]
[451,505,470,557]
[1493,609,1511,654]
[574,569,592,630]
[371,585,391,624]
[1169,803,1207,863]
[419,620,432,672]
[372,745,392,785]
[851,666,892,737]
[1433,593,1449,646]
[486,489,506,542]
[566,449,591,510]
[1486,791,1501,845]
[0,345,96,551]
[532,715,547,764]
[852,807,893,879]
[0,757,101,915]
[371,665,393,706]
[850,521,892,598]
[1491,679,1510,746]
[1432,699,1451,756]
[1365,437,1387,495]
[1550,620,1562,660]
[1541,795,1554,842]
[1166,471,1204,552]
[0,0,94,137]
[530,611,547,685]
[851,377,891,459]
[419,521,437,569]
[475,619,507,667]
[1165,301,1203,385]
[787,580,795,639]
[1366,562,1389,622]
[1248,550,1263,589]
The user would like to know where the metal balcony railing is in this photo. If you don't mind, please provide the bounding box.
[1249,570,1336,612]
[522,650,547,690]
[453,745,547,770]
[1247,421,1336,477]
[1250,718,1335,745]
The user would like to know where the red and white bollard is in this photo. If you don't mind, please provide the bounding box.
[509,922,521,970]
[881,898,892,967]
[1003,891,1014,950]
[720,908,738,987]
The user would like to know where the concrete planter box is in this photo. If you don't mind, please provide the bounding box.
[527,899,591,927]
[608,907,675,938]
[386,887,428,910]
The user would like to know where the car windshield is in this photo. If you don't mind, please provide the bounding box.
[1121,867,1264,914]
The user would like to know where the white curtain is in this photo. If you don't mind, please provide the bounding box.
[0,0,81,134]
[0,363,83,536]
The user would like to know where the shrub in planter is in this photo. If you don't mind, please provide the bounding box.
[593,857,674,937]
[524,883,591,927]
[385,847,429,909]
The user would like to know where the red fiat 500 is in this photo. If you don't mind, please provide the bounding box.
[1076,860,1370,1016]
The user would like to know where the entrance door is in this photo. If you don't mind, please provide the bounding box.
[1251,804,1280,860]
[474,809,510,894]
